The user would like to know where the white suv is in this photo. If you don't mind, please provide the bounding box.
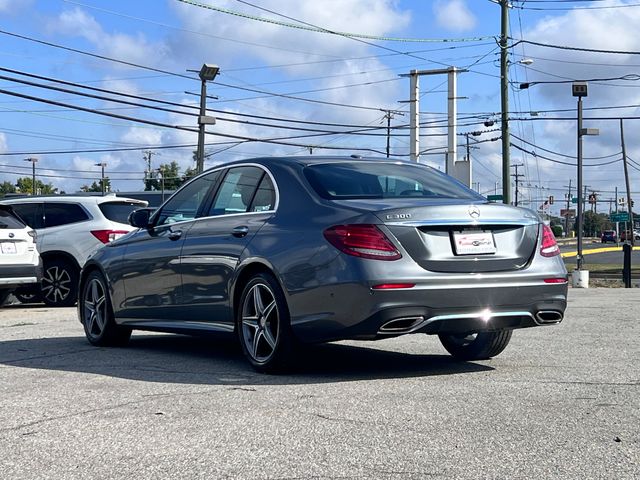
[0,195,147,307]
[0,204,42,306]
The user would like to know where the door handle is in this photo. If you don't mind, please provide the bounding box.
[232,226,249,238]
[168,230,182,240]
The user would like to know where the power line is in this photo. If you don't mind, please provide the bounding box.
[175,0,494,43]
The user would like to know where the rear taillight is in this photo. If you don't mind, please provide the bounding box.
[27,230,37,243]
[323,224,401,261]
[540,224,560,257]
[91,229,129,244]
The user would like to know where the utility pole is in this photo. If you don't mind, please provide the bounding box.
[565,180,572,237]
[510,163,524,206]
[620,119,634,246]
[24,157,38,195]
[380,109,404,158]
[143,150,158,189]
[500,0,511,205]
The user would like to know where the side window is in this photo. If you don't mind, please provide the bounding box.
[250,174,276,212]
[44,203,90,228]
[155,171,220,226]
[208,167,263,216]
[10,203,45,229]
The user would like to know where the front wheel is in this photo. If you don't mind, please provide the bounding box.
[237,273,295,373]
[438,330,513,361]
[80,270,131,346]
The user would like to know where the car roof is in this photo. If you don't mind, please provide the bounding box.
[205,155,415,170]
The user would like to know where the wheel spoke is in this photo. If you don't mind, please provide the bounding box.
[252,285,265,316]
[263,325,277,349]
[262,300,276,321]
[252,330,263,359]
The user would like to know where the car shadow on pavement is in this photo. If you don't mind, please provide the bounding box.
[0,333,494,385]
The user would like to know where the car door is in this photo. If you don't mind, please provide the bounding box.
[179,166,277,327]
[118,171,221,322]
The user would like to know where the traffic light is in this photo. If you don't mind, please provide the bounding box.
[548,195,554,205]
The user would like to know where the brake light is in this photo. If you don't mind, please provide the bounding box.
[27,230,37,243]
[91,229,129,244]
[323,224,401,260]
[544,278,568,284]
[540,224,560,257]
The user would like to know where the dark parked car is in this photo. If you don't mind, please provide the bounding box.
[78,157,568,372]
[601,230,617,243]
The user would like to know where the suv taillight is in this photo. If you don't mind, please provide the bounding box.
[91,229,129,244]
[540,224,560,257]
[323,224,401,260]
[27,230,37,243]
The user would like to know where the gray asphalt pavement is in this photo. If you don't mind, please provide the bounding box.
[0,289,638,479]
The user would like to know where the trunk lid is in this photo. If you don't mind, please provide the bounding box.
[370,201,540,273]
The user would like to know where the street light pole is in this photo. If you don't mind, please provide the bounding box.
[24,157,38,195]
[95,162,107,195]
[572,82,599,271]
[195,64,219,174]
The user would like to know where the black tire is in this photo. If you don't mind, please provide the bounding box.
[236,272,296,373]
[79,270,131,346]
[438,330,513,361]
[41,258,79,307]
[14,289,42,304]
[0,289,13,307]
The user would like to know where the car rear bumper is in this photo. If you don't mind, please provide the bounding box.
[0,260,43,289]
[288,280,568,343]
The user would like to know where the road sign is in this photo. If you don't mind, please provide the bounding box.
[571,197,578,204]
[487,194,503,201]
[560,209,576,217]
[610,212,630,222]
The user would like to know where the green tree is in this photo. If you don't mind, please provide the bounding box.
[16,177,57,195]
[80,178,111,193]
[0,181,16,198]
[583,211,611,237]
[145,161,193,191]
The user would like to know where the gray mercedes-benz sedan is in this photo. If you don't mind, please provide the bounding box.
[78,156,568,372]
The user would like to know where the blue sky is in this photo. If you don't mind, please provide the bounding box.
[0,0,639,216]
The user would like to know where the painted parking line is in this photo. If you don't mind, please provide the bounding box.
[561,245,640,258]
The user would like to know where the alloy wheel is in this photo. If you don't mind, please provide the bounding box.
[241,283,279,363]
[42,266,72,304]
[83,277,107,339]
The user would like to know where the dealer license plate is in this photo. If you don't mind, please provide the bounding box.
[1,242,17,254]
[452,231,496,255]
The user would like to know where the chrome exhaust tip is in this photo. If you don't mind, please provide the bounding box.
[535,310,563,324]
[379,316,425,333]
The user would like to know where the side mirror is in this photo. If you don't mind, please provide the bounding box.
[128,208,153,228]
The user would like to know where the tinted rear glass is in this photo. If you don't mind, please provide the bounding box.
[304,162,484,200]
[0,206,26,229]
[99,201,146,224]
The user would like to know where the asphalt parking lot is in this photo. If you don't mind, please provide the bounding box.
[0,289,638,480]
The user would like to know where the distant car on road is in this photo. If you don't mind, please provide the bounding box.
[77,156,568,372]
[601,230,617,243]
[620,230,640,242]
[0,204,41,306]
[0,195,146,307]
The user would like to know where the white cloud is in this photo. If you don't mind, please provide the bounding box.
[47,7,169,67]
[169,0,411,74]
[0,132,7,153]
[433,0,476,33]
[0,0,33,15]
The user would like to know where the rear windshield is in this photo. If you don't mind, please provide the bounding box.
[304,162,484,200]
[0,206,26,229]
[99,201,146,224]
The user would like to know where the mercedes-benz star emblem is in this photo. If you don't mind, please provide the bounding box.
[8,232,15,238]
[468,206,481,219]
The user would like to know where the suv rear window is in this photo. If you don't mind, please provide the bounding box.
[44,203,90,227]
[99,201,146,224]
[0,206,26,229]
[304,162,483,200]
